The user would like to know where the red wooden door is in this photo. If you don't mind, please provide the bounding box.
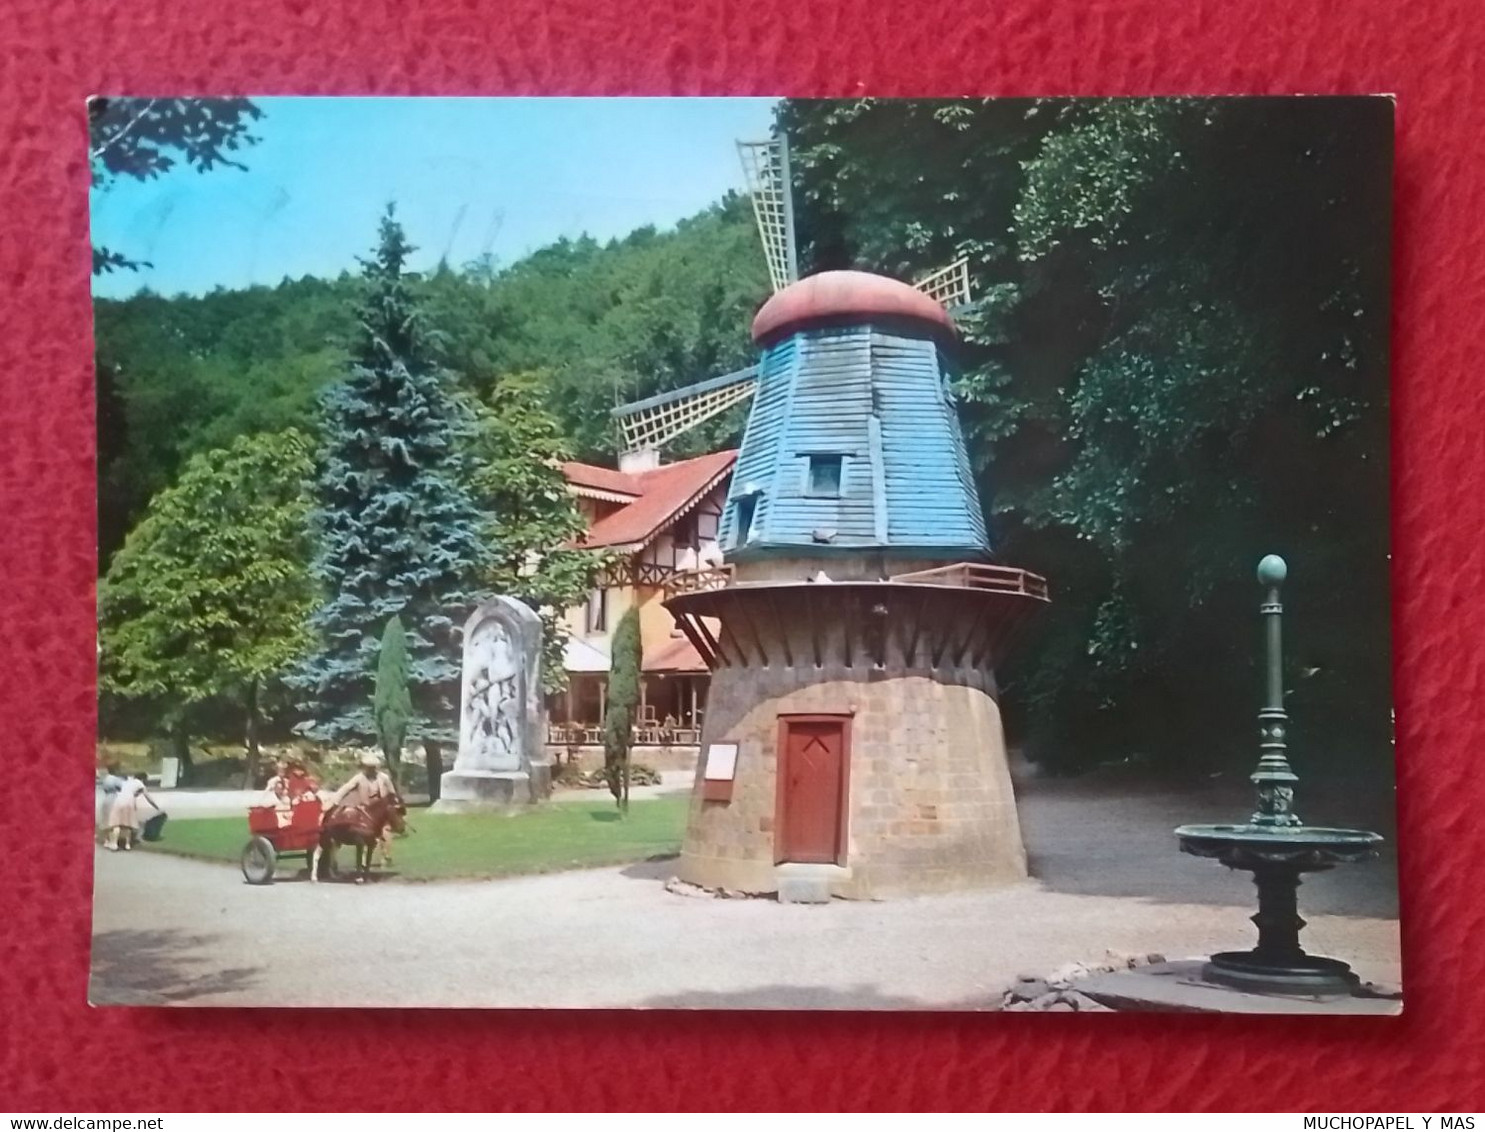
[777,717,849,864]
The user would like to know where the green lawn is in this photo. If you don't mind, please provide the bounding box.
[142,796,690,881]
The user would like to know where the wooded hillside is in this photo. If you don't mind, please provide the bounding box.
[96,193,768,567]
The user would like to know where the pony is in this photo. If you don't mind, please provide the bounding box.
[310,793,407,884]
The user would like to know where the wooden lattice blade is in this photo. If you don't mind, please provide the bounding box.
[612,365,760,453]
[738,138,798,292]
[913,256,973,310]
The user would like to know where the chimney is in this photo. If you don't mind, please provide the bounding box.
[619,447,661,474]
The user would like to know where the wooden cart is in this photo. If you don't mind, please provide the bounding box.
[240,798,322,885]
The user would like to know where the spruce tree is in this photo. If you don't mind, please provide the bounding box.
[294,206,488,753]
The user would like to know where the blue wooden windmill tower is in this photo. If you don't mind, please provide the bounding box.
[618,134,1049,902]
[720,269,989,567]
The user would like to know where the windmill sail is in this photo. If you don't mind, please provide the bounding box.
[612,366,759,454]
[612,137,973,457]
[737,138,798,292]
[913,256,973,311]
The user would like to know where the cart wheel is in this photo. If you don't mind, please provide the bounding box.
[241,836,277,885]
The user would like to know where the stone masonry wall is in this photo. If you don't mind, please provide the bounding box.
[677,659,1027,898]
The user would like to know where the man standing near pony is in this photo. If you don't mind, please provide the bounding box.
[328,752,397,811]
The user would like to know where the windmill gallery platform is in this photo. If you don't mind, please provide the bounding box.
[663,270,1050,901]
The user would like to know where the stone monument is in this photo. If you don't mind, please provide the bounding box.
[436,596,551,810]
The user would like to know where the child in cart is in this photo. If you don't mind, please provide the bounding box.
[260,759,322,828]
[261,776,295,828]
[265,758,320,800]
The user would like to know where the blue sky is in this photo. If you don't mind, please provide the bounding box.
[90,97,779,299]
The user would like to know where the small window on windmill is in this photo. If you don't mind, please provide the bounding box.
[806,454,844,497]
[734,495,759,544]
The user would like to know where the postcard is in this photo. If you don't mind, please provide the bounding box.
[89,95,1397,1011]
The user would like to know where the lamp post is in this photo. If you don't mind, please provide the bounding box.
[1250,554,1301,829]
[1175,555,1382,996]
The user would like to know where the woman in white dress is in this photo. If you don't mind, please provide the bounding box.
[106,772,161,851]
[96,764,125,844]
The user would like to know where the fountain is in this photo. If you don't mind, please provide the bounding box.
[1174,554,1383,996]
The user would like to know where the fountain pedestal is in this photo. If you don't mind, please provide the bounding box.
[1174,826,1381,994]
[1174,555,1383,998]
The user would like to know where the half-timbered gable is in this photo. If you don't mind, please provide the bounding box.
[549,449,737,752]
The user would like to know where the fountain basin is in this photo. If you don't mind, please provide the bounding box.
[1176,824,1381,869]
[1176,823,1383,995]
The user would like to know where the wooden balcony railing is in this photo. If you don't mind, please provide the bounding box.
[597,560,678,589]
[665,563,734,598]
[546,723,703,747]
[664,561,1047,600]
[889,562,1050,601]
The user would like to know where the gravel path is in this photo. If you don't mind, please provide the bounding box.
[90,774,1401,1009]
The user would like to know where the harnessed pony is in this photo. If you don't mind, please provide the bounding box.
[311,793,407,884]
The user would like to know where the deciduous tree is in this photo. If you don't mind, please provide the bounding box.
[465,372,606,691]
[98,429,315,785]
[89,97,264,274]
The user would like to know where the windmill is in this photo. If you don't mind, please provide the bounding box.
[654,139,1049,900]
[610,134,974,463]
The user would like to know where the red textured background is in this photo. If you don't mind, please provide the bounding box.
[2,0,1481,1112]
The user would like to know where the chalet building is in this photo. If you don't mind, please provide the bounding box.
[549,449,737,753]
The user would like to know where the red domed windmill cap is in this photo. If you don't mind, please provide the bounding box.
[751,270,957,345]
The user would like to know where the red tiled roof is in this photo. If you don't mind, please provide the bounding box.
[571,449,738,552]
[643,635,709,674]
[561,461,643,499]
